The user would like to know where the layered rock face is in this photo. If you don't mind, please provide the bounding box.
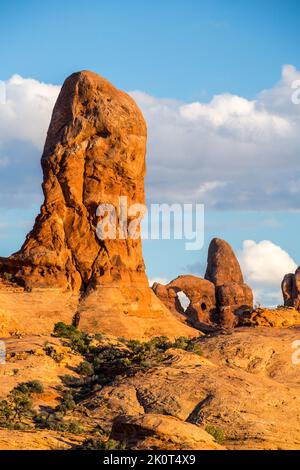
[205,238,253,327]
[282,267,300,311]
[0,70,198,339]
[152,275,216,327]
[0,71,148,292]
[153,238,253,329]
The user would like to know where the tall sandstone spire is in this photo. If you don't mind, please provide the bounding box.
[0,71,198,339]
[1,71,148,291]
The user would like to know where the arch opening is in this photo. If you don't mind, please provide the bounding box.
[177,291,191,312]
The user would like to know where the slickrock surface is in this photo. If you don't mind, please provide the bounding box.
[0,429,82,450]
[1,328,300,450]
[111,414,224,450]
[84,329,300,450]
[282,267,300,311]
[0,335,82,402]
[0,71,198,339]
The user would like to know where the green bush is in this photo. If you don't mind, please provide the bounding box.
[55,390,76,414]
[51,324,201,398]
[35,412,83,434]
[14,380,44,395]
[78,361,94,377]
[205,424,225,444]
[0,381,44,429]
[52,322,90,354]
[79,437,125,450]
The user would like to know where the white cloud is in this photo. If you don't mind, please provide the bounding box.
[0,74,60,149]
[130,64,300,209]
[0,65,300,211]
[0,75,60,208]
[238,239,298,306]
[148,277,168,287]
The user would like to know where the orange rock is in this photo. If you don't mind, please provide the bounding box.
[282,267,300,311]
[0,71,148,292]
[205,238,244,286]
[0,71,199,339]
[152,275,216,327]
[205,238,253,327]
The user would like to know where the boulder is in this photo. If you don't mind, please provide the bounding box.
[217,282,253,328]
[111,413,224,450]
[205,238,244,286]
[282,267,300,311]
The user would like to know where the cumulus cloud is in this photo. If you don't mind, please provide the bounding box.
[148,277,168,287]
[0,75,60,208]
[131,64,300,209]
[0,74,60,149]
[238,239,298,306]
[1,66,300,210]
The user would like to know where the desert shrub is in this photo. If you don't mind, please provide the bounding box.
[51,324,201,396]
[35,412,83,434]
[205,424,225,444]
[78,361,94,377]
[14,380,44,395]
[3,272,13,282]
[52,322,90,354]
[53,322,80,339]
[44,343,65,363]
[79,437,125,450]
[55,390,76,414]
[0,381,44,429]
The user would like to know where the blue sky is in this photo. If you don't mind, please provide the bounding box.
[1,0,300,305]
[1,0,299,99]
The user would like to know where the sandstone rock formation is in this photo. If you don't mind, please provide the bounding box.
[81,330,300,450]
[205,238,253,327]
[216,282,253,328]
[238,306,300,328]
[205,238,243,286]
[282,267,300,311]
[0,70,198,339]
[152,275,216,328]
[153,239,253,329]
[111,414,224,450]
[1,328,300,449]
[1,70,148,292]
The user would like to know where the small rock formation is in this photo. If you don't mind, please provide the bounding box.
[0,70,198,339]
[111,414,224,450]
[205,238,253,327]
[282,267,300,311]
[238,306,300,328]
[152,275,216,328]
[205,238,244,286]
[153,239,253,329]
